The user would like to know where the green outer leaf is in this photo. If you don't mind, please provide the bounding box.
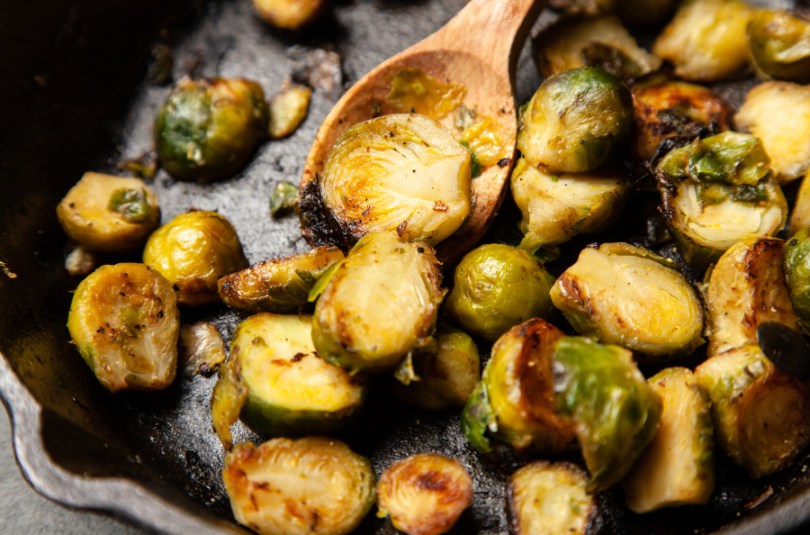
[307,259,345,302]
[270,181,299,217]
[460,381,493,453]
[459,140,483,178]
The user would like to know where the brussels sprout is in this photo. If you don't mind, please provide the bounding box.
[533,15,661,81]
[376,454,473,535]
[507,461,597,535]
[445,243,556,342]
[143,210,248,306]
[154,77,269,182]
[748,10,810,84]
[64,245,97,277]
[550,243,705,360]
[510,158,627,251]
[734,82,810,184]
[218,247,345,314]
[312,232,443,373]
[785,227,810,333]
[268,83,311,139]
[56,172,160,252]
[223,437,376,535]
[316,114,471,247]
[706,237,800,356]
[252,0,327,29]
[386,68,466,120]
[657,132,787,269]
[269,180,299,217]
[67,263,180,392]
[631,74,732,162]
[552,336,662,492]
[178,321,226,378]
[621,367,714,513]
[517,67,633,174]
[695,345,810,478]
[461,318,576,453]
[652,0,755,82]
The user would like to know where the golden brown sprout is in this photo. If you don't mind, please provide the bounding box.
[67,263,180,393]
[223,438,376,535]
[57,172,160,252]
[143,210,248,306]
[251,0,327,30]
[376,454,473,535]
[178,321,226,378]
[269,83,311,139]
[386,68,466,120]
[705,237,801,356]
[748,10,810,83]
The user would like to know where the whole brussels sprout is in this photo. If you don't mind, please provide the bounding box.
[517,67,633,174]
[783,228,810,333]
[143,210,248,306]
[748,10,810,84]
[154,77,269,182]
[445,243,556,342]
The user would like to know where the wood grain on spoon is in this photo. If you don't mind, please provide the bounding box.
[299,0,547,263]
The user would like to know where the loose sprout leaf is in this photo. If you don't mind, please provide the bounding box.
[269,180,299,216]
[268,83,311,139]
[210,354,249,449]
[307,257,345,302]
[460,381,494,453]
[393,351,420,386]
[459,140,483,178]
[459,115,506,167]
[387,67,466,119]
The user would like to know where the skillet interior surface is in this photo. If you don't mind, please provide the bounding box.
[2,0,810,534]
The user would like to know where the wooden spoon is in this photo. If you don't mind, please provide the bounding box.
[298,0,547,263]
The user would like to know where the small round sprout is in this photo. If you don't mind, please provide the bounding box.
[143,210,248,306]
[252,0,328,30]
[748,10,810,84]
[785,227,810,333]
[445,243,556,342]
[67,263,180,392]
[223,437,376,535]
[376,454,473,535]
[517,67,633,174]
[550,243,705,360]
[154,77,269,182]
[56,172,160,252]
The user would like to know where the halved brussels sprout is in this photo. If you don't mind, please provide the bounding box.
[269,83,311,139]
[312,232,443,373]
[652,0,755,82]
[387,68,466,120]
[223,438,376,535]
[507,461,597,535]
[784,227,810,332]
[461,318,576,454]
[218,247,345,314]
[631,74,732,162]
[317,113,471,247]
[706,237,800,356]
[657,132,787,269]
[252,0,327,29]
[550,243,705,360]
[178,321,226,378]
[734,81,810,184]
[390,325,480,411]
[56,172,160,252]
[695,345,810,478]
[533,15,661,81]
[748,10,810,84]
[445,243,556,342]
[67,263,180,392]
[621,367,714,513]
[143,210,248,306]
[552,336,662,492]
[154,77,269,182]
[517,67,633,174]
[510,158,627,251]
[376,453,473,535]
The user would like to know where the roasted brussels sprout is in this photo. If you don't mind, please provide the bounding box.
[621,367,714,513]
[445,243,556,342]
[67,263,180,392]
[154,77,269,182]
[652,0,755,82]
[551,243,705,360]
[706,237,800,356]
[376,454,473,535]
[553,337,662,492]
[517,67,633,174]
[143,210,248,306]
[785,227,810,333]
[252,0,327,30]
[387,68,466,120]
[390,325,480,411]
[507,461,597,535]
[56,172,160,252]
[734,81,810,184]
[218,247,345,314]
[657,132,787,269]
[178,321,226,378]
[461,318,576,454]
[533,15,661,81]
[223,437,376,535]
[696,346,810,478]
[268,83,311,139]
[510,158,627,251]
[748,10,810,83]
[631,75,732,162]
[312,232,443,373]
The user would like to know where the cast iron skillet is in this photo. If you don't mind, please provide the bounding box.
[2,0,810,534]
